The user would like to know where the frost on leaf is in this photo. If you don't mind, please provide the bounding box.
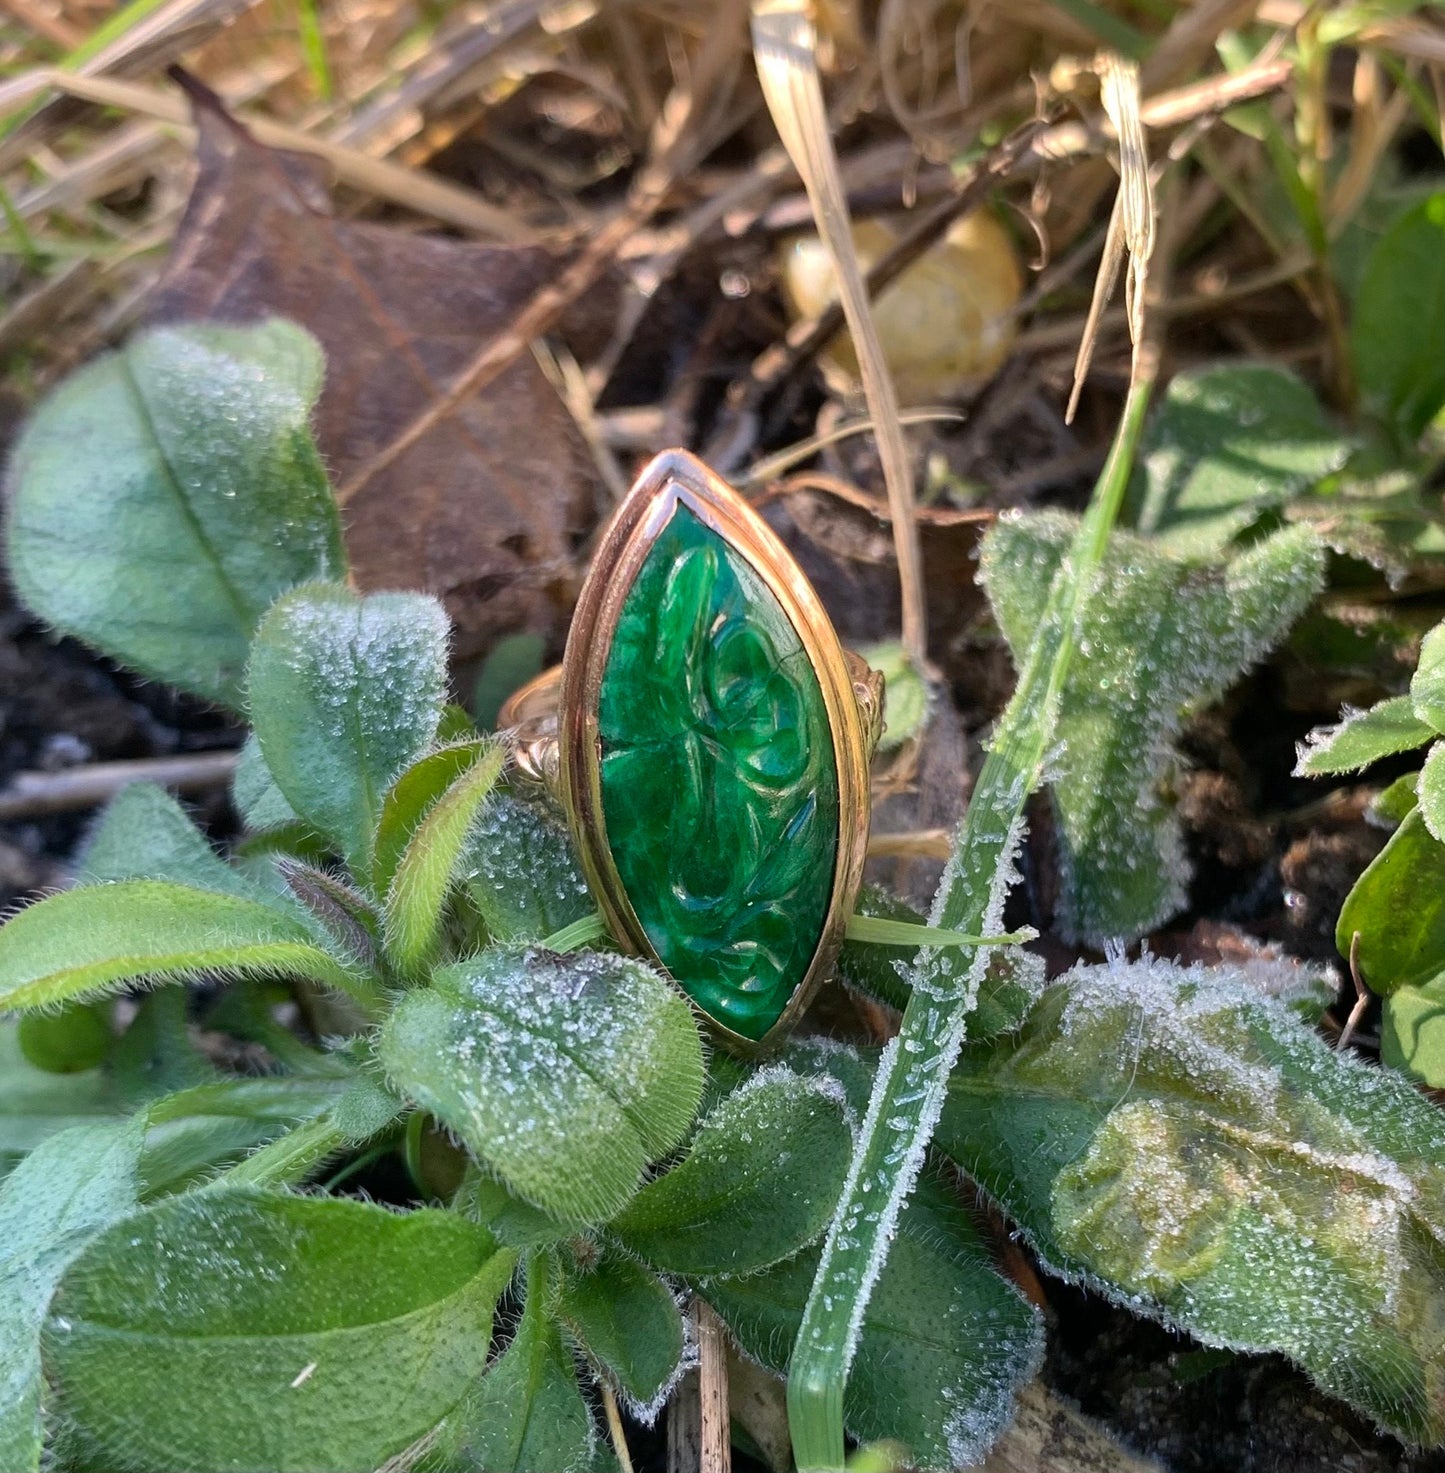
[464,791,593,943]
[703,1171,1041,1472]
[980,515,1324,944]
[938,954,1445,1443]
[377,948,704,1227]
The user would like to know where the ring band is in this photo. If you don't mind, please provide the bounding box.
[500,449,883,1053]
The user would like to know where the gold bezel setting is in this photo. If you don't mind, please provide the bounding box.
[514,449,875,1054]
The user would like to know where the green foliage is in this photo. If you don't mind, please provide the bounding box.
[0,880,367,1012]
[937,955,1445,1442]
[1132,364,1350,552]
[611,1068,852,1277]
[982,515,1324,943]
[557,1250,684,1414]
[429,1258,598,1473]
[0,1024,121,1174]
[383,741,506,974]
[47,1187,514,1473]
[1304,612,1445,1085]
[1293,694,1435,775]
[1351,192,1445,439]
[3,320,344,708]
[248,582,449,878]
[0,1119,143,1472]
[707,1173,1041,1472]
[378,949,704,1226]
[465,791,593,942]
[856,640,929,749]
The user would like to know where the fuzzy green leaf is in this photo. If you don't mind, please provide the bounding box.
[233,733,303,833]
[1294,696,1436,776]
[383,742,506,974]
[248,583,449,878]
[0,880,367,1013]
[378,949,704,1227]
[465,792,593,943]
[938,954,1445,1443]
[3,320,344,709]
[1133,364,1348,552]
[140,1077,349,1197]
[981,517,1324,943]
[1337,807,1445,995]
[79,783,240,890]
[429,1259,596,1473]
[1412,621,1445,734]
[0,1118,143,1472]
[1420,741,1445,842]
[1352,193,1445,439]
[558,1250,684,1415]
[372,742,493,900]
[610,1069,852,1277]
[706,1174,1040,1472]
[46,1187,513,1473]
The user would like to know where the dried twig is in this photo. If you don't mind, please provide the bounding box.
[0,751,239,821]
[753,0,926,662]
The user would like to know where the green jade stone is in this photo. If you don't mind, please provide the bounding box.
[598,506,840,1040]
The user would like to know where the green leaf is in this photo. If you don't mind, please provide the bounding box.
[233,733,303,832]
[610,1069,852,1277]
[558,1250,684,1415]
[46,1187,515,1473]
[706,1174,1041,1472]
[0,1119,143,1472]
[3,320,345,709]
[1412,620,1445,733]
[1294,695,1436,776]
[384,742,506,974]
[429,1256,596,1473]
[1337,807,1445,995]
[1371,771,1420,826]
[379,949,703,1227]
[248,583,449,878]
[937,954,1445,1443]
[1132,364,1349,552]
[1351,192,1445,439]
[1381,979,1445,1086]
[372,742,494,899]
[465,791,593,943]
[471,630,547,730]
[463,1171,576,1249]
[0,879,369,1013]
[140,1076,348,1196]
[981,517,1324,943]
[1420,740,1445,842]
[0,1025,122,1172]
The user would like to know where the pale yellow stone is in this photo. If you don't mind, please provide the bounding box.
[778,212,1023,402]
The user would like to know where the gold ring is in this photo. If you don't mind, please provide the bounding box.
[500,449,883,1053]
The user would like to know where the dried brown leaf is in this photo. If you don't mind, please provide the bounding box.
[148,98,602,656]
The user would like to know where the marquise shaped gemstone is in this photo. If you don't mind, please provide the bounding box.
[597,505,840,1040]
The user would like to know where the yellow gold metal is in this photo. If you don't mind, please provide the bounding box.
[500,449,879,1054]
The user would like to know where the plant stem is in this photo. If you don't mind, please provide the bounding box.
[216,1113,348,1189]
[786,373,1155,1470]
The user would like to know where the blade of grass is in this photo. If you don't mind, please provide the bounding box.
[786,368,1157,1471]
[752,0,926,663]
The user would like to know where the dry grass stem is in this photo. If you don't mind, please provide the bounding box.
[752,0,927,662]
